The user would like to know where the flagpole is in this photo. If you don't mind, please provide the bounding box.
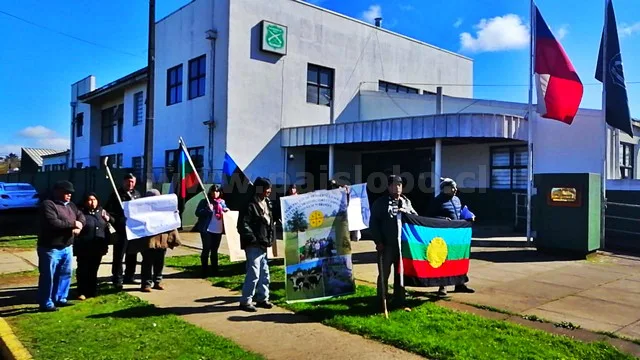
[600,0,608,249]
[179,137,211,206]
[526,0,535,244]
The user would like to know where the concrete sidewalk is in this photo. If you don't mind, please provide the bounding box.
[176,232,640,341]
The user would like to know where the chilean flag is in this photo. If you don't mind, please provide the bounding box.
[534,6,583,124]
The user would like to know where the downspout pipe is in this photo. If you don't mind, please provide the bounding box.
[206,29,218,183]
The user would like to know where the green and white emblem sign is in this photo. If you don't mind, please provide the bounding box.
[261,20,287,55]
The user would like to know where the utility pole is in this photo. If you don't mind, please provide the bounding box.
[143,0,156,191]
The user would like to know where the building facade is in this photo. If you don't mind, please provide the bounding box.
[71,0,473,184]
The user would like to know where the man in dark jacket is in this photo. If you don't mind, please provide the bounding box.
[237,177,275,312]
[427,177,475,296]
[369,175,417,307]
[37,180,85,312]
[105,173,142,290]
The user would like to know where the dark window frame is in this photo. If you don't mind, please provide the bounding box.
[133,91,144,126]
[165,146,205,180]
[166,64,183,106]
[306,64,334,106]
[101,107,116,146]
[188,55,206,100]
[75,112,84,137]
[378,80,419,94]
[489,145,528,190]
[620,142,634,179]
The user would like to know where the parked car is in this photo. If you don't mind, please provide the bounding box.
[0,182,39,210]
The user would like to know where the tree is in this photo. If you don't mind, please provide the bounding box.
[3,153,20,170]
[287,209,309,232]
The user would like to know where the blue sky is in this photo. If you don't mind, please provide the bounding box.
[1,0,638,156]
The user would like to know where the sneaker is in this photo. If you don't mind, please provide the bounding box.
[141,287,152,293]
[255,301,273,309]
[239,303,257,312]
[39,306,58,312]
[454,284,475,293]
[436,286,448,297]
[153,283,165,291]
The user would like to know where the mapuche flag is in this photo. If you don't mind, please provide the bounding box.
[399,213,472,287]
[534,6,583,124]
[173,142,203,214]
[595,0,633,136]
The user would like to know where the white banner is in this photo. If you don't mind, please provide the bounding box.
[123,194,181,240]
[223,210,275,262]
[347,183,370,231]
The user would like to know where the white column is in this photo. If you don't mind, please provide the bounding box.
[434,139,442,196]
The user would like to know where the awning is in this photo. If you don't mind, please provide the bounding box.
[281,113,527,147]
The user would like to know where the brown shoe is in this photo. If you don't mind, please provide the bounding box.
[153,283,165,290]
[141,287,152,293]
[77,295,86,301]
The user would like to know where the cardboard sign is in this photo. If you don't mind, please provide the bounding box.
[223,210,275,262]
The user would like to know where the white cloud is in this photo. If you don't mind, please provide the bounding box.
[18,125,56,139]
[453,18,464,28]
[620,22,640,37]
[460,14,529,53]
[0,144,22,156]
[361,5,382,24]
[554,24,569,40]
[37,137,69,150]
[399,4,414,11]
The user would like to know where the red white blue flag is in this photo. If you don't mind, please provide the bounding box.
[534,6,583,124]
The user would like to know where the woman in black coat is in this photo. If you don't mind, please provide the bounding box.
[74,192,113,300]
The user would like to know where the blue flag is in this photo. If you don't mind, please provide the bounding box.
[222,152,238,177]
[595,0,633,136]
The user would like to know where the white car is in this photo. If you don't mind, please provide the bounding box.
[0,182,40,210]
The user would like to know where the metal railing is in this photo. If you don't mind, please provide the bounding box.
[513,192,527,228]
[605,201,640,236]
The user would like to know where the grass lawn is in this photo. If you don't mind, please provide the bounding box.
[7,291,263,360]
[166,254,634,360]
[0,235,37,249]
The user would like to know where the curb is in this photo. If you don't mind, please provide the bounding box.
[0,317,32,360]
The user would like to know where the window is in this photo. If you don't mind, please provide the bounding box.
[379,80,419,94]
[100,154,123,169]
[620,143,634,179]
[132,156,143,179]
[165,146,205,179]
[44,165,51,172]
[76,113,84,137]
[188,55,206,99]
[133,92,144,126]
[76,162,83,169]
[490,146,528,189]
[306,64,334,106]
[101,105,123,146]
[167,64,183,106]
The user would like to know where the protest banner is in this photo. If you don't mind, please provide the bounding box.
[123,194,181,240]
[347,183,370,231]
[280,189,355,303]
[223,210,275,262]
[399,213,472,287]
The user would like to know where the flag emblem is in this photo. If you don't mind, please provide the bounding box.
[309,210,325,228]
[426,237,448,268]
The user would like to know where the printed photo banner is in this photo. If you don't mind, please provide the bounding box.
[280,189,355,303]
[399,213,472,287]
[347,183,370,231]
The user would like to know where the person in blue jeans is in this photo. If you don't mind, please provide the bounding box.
[37,180,86,312]
[194,184,229,278]
[237,177,275,312]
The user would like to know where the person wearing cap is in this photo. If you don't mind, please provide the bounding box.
[105,173,142,290]
[369,175,417,307]
[237,177,275,312]
[428,177,476,296]
[37,180,86,312]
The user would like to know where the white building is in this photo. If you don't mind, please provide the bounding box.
[71,0,472,183]
[42,150,70,172]
[69,0,640,243]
